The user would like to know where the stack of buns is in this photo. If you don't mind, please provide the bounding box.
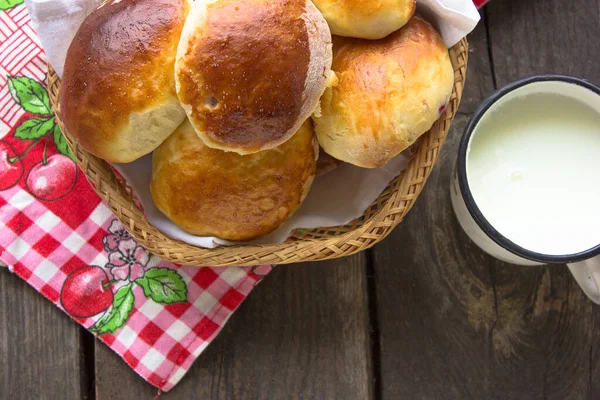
[60,0,454,241]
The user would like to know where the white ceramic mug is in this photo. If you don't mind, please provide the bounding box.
[451,75,600,303]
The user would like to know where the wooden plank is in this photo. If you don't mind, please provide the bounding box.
[486,1,600,397]
[373,3,600,397]
[487,0,600,86]
[372,115,600,399]
[0,269,86,399]
[371,115,494,399]
[459,13,496,113]
[96,255,374,399]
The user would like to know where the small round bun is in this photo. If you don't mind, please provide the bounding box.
[312,0,416,39]
[175,0,332,155]
[60,0,189,163]
[313,16,454,168]
[150,119,318,241]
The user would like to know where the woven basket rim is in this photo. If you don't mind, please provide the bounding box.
[48,37,468,267]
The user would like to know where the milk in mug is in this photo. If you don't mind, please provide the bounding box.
[466,92,600,256]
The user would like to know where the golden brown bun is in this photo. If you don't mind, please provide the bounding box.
[312,16,454,168]
[316,148,342,176]
[175,0,332,155]
[150,119,318,241]
[312,0,416,39]
[59,0,189,163]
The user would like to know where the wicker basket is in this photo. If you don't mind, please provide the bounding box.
[47,37,468,267]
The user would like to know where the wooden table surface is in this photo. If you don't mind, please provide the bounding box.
[2,0,600,398]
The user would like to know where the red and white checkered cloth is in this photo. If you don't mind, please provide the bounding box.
[0,2,271,393]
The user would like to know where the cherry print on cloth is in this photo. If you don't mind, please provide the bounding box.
[2,75,77,201]
[61,265,114,318]
[26,153,78,201]
[0,3,271,392]
[58,219,188,334]
[0,140,24,190]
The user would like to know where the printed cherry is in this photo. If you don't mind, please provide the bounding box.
[0,140,24,191]
[26,154,77,201]
[61,266,114,318]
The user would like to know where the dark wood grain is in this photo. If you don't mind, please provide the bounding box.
[0,269,87,399]
[373,3,600,398]
[6,2,600,399]
[459,13,496,114]
[487,0,600,86]
[95,255,374,399]
[372,116,600,399]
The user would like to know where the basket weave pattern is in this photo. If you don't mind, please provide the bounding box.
[48,38,468,267]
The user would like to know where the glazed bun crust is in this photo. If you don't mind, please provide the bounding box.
[313,16,454,168]
[150,119,318,241]
[312,0,416,39]
[176,0,332,154]
[59,0,189,163]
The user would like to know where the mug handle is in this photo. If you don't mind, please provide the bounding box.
[568,256,600,304]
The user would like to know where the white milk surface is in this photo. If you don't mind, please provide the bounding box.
[467,92,600,256]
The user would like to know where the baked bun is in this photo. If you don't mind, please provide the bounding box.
[312,0,416,39]
[150,119,318,241]
[175,0,332,155]
[59,0,189,163]
[313,16,454,168]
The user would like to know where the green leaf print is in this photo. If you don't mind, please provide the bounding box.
[7,76,52,115]
[90,284,135,334]
[14,117,54,140]
[136,268,187,304]
[0,0,24,11]
[52,124,76,161]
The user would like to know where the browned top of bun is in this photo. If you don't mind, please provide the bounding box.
[312,0,415,39]
[59,0,188,161]
[150,119,318,241]
[313,15,454,168]
[176,0,331,154]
